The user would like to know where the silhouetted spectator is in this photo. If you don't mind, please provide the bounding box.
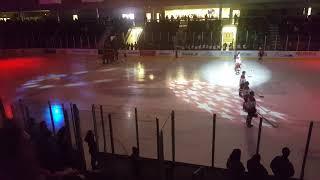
[27,118,39,140]
[131,147,140,179]
[39,121,51,138]
[84,130,98,170]
[134,42,138,50]
[234,14,238,24]
[130,43,134,50]
[226,149,245,180]
[247,154,268,180]
[0,120,42,180]
[270,147,295,179]
[36,121,63,172]
[223,42,228,51]
[57,126,73,167]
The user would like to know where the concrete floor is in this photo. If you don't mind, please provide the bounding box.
[1,54,320,179]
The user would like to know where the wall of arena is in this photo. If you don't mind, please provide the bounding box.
[1,48,320,59]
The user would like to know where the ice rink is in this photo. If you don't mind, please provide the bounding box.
[1,54,320,179]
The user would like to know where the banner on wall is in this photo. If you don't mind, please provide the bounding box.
[156,50,175,56]
[39,0,61,4]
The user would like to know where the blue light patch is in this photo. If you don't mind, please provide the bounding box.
[46,104,64,131]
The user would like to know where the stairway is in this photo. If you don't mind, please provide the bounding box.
[97,26,112,49]
[268,24,281,50]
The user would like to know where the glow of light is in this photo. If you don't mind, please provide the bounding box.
[24,84,39,89]
[201,61,271,88]
[232,10,240,17]
[134,62,145,81]
[46,104,64,131]
[93,79,113,83]
[149,74,154,80]
[165,8,220,19]
[221,8,230,18]
[221,25,237,49]
[4,104,13,119]
[39,85,55,89]
[169,80,286,127]
[308,7,312,16]
[64,82,87,87]
[73,71,88,75]
[175,66,187,84]
[122,13,134,20]
[73,14,78,21]
[0,17,10,22]
[127,111,132,118]
[146,13,151,21]
[127,27,143,44]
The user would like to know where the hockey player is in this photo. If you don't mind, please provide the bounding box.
[241,81,250,99]
[239,71,246,96]
[245,91,257,128]
[259,47,264,61]
[234,52,241,74]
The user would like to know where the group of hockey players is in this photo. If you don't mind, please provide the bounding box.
[239,71,258,128]
[236,52,258,128]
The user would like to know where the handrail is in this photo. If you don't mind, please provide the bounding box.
[160,112,172,130]
[192,166,205,180]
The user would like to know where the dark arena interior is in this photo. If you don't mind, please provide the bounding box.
[1,0,320,180]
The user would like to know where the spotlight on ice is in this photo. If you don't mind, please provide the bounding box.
[201,60,271,88]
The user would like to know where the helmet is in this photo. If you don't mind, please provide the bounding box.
[250,91,255,96]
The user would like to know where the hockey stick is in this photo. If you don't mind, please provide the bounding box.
[257,112,279,128]
[256,104,278,128]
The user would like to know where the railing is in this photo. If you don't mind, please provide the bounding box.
[2,99,320,180]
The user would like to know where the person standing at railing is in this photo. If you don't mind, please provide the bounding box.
[227,149,245,180]
[270,147,295,180]
[84,130,98,170]
[247,154,268,180]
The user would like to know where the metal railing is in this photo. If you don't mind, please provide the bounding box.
[1,99,319,180]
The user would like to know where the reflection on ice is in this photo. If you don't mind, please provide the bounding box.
[169,79,287,127]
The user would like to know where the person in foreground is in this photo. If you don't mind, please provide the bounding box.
[227,149,245,180]
[270,147,295,180]
[247,154,268,180]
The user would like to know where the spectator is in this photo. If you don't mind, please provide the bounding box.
[247,154,268,180]
[84,130,98,170]
[234,14,239,24]
[270,147,295,179]
[226,149,245,180]
[134,42,138,50]
[130,43,134,50]
[0,120,42,180]
[229,42,234,50]
[131,147,140,179]
[223,42,228,51]
[36,121,62,172]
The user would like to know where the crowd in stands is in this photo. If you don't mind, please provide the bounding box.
[0,17,131,49]
[1,13,320,51]
[279,15,320,50]
[136,16,179,50]
[0,119,84,180]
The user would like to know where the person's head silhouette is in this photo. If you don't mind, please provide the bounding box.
[282,147,291,158]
